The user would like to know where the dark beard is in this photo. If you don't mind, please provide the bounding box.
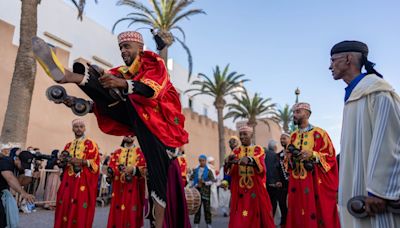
[124,58,133,66]
[293,118,301,126]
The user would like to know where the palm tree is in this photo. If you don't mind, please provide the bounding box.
[277,104,292,133]
[185,65,248,167]
[112,0,205,79]
[225,90,278,143]
[0,0,94,147]
[71,0,98,20]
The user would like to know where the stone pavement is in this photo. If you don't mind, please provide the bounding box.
[18,206,230,228]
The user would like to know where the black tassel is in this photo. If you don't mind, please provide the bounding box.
[151,29,166,51]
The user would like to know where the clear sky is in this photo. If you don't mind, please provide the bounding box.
[67,0,400,150]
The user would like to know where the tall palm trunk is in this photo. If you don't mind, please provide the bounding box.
[215,101,226,167]
[159,47,168,66]
[0,0,39,146]
[249,121,257,145]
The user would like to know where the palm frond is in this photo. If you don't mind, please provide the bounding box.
[117,0,155,16]
[171,26,186,41]
[112,17,153,33]
[225,90,277,128]
[171,9,206,26]
[168,0,194,23]
[127,18,155,28]
[175,36,193,81]
[71,0,94,20]
[150,0,164,25]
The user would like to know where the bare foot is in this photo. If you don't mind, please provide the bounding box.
[61,69,85,84]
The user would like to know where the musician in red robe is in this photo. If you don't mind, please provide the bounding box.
[33,31,189,228]
[225,125,275,228]
[177,149,188,186]
[54,119,100,228]
[107,136,146,228]
[285,102,339,228]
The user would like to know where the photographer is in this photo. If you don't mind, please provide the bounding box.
[0,146,35,227]
[43,150,61,210]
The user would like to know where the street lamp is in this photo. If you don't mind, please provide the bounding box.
[289,87,301,133]
[295,87,300,103]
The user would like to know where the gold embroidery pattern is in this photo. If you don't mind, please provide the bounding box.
[142,113,149,120]
[292,163,307,180]
[128,54,141,76]
[153,105,160,113]
[316,128,334,172]
[117,66,129,75]
[65,138,99,175]
[140,78,163,99]
[290,131,315,179]
[66,139,85,176]
[237,146,260,189]
[117,148,139,167]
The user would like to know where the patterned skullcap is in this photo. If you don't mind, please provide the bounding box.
[229,136,239,141]
[117,31,144,45]
[330,40,368,57]
[292,102,311,113]
[72,118,85,126]
[239,125,253,133]
[281,132,291,137]
[207,156,215,163]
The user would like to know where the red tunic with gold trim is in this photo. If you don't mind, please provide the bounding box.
[285,126,339,228]
[92,51,188,148]
[227,145,275,228]
[107,146,146,228]
[54,137,100,228]
[177,155,188,186]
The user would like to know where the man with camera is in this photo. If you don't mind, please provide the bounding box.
[0,144,35,227]
[285,102,339,228]
[106,136,146,228]
[54,119,100,228]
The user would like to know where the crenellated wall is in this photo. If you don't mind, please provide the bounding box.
[182,108,237,168]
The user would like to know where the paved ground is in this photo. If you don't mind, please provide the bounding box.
[19,206,230,228]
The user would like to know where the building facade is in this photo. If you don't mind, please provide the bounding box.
[0,0,281,168]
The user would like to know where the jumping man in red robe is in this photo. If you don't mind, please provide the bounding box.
[54,119,100,228]
[32,31,190,228]
[285,102,340,228]
[225,125,275,228]
[107,136,146,228]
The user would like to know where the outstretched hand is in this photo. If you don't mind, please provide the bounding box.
[21,192,35,204]
[299,150,313,161]
[239,156,250,166]
[365,196,387,216]
[99,74,128,89]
